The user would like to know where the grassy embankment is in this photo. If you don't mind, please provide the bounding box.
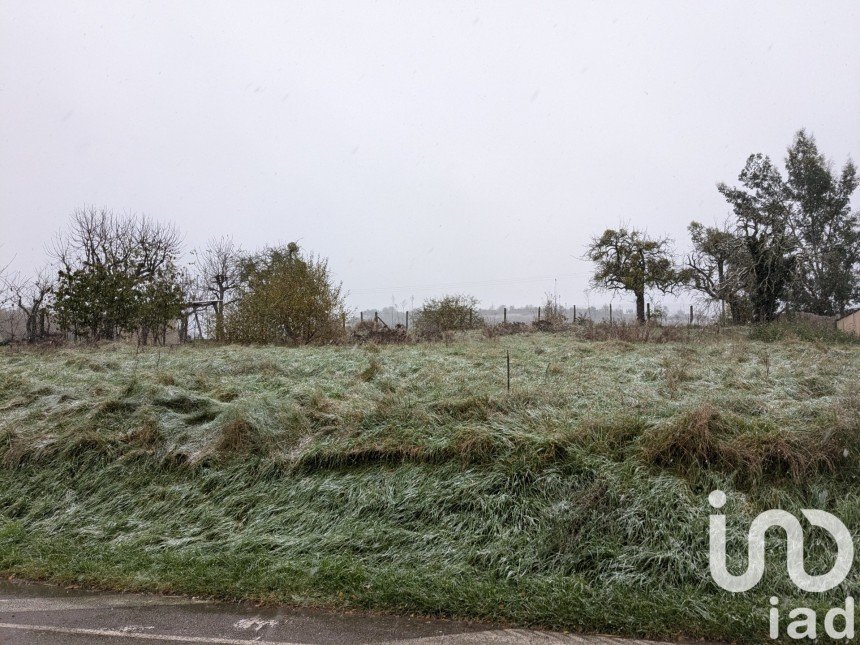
[0,329,858,642]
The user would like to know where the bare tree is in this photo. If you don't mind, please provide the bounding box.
[685,220,752,323]
[0,254,13,343]
[52,207,181,280]
[51,207,183,341]
[193,236,243,341]
[0,254,10,281]
[133,215,183,282]
[0,257,9,303]
[10,271,54,342]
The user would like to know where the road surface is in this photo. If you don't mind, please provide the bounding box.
[0,580,674,644]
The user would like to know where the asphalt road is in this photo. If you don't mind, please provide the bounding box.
[0,580,673,644]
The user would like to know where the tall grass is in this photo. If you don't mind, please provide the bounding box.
[0,332,858,642]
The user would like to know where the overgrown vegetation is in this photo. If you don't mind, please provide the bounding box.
[52,207,184,344]
[0,332,857,641]
[225,243,346,345]
[414,294,483,335]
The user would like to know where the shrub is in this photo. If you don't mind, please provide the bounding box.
[414,294,482,335]
[226,243,345,345]
[535,296,567,330]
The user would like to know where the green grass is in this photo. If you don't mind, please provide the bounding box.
[0,332,858,642]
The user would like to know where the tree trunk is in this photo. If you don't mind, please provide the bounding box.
[635,290,646,324]
[215,303,224,342]
[179,314,188,342]
[25,314,35,343]
[215,285,227,341]
[728,296,743,324]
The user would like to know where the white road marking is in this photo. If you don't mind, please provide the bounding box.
[234,617,279,631]
[0,621,300,644]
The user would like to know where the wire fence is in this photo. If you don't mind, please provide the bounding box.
[351,303,705,329]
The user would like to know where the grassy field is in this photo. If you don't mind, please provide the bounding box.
[0,330,858,642]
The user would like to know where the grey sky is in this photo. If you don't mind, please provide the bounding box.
[1,1,858,311]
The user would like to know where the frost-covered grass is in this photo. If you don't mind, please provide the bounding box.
[0,332,858,642]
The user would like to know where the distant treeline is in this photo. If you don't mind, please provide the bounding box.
[586,131,858,325]
[1,129,857,345]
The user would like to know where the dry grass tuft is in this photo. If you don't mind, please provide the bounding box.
[659,356,691,398]
[125,418,163,448]
[431,395,494,422]
[212,418,271,456]
[641,402,857,483]
[359,356,383,381]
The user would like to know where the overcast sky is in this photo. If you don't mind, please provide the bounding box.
[1,1,858,310]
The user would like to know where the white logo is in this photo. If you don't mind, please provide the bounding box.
[708,490,856,640]
[708,489,853,593]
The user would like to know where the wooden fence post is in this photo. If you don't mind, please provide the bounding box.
[609,303,613,325]
[503,307,507,324]
[506,351,511,393]
[689,305,694,326]
[646,303,650,320]
[405,311,409,332]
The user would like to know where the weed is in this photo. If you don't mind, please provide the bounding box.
[659,356,690,398]
[359,356,383,382]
